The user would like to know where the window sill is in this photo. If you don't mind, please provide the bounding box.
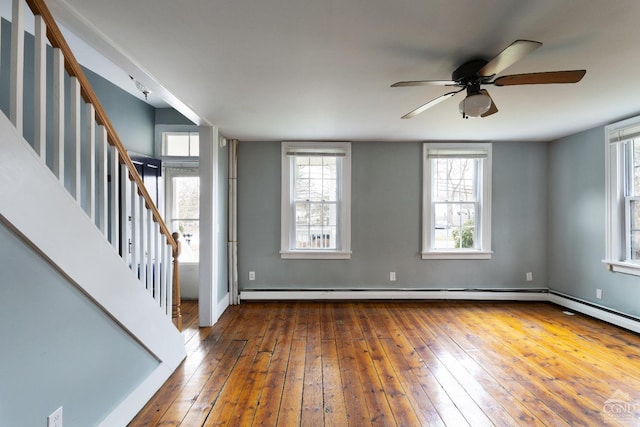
[280,250,351,260]
[602,259,640,276]
[421,250,493,260]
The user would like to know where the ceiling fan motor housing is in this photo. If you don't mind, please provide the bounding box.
[452,59,489,85]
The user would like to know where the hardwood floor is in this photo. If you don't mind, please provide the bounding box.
[129,300,640,426]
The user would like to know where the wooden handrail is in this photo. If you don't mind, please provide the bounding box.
[25,0,177,254]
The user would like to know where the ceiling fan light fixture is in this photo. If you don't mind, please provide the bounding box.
[459,93,492,118]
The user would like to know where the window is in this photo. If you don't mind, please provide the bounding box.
[163,131,199,157]
[281,142,351,259]
[155,125,200,263]
[422,143,492,259]
[604,116,640,275]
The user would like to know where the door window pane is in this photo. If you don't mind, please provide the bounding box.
[171,175,200,262]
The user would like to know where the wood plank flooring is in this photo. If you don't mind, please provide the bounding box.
[129,300,640,426]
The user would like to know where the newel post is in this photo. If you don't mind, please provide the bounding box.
[171,232,182,331]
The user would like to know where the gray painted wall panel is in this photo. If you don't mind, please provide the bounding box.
[549,126,640,317]
[0,223,158,427]
[237,140,549,290]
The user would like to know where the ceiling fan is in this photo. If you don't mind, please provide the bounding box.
[391,40,586,119]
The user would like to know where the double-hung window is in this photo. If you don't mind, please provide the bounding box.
[605,115,640,275]
[281,141,351,259]
[422,142,492,259]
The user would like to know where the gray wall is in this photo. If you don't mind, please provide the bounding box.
[549,126,640,318]
[0,222,158,427]
[237,140,548,290]
[85,68,156,156]
[155,108,194,125]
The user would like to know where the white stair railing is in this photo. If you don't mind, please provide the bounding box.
[2,0,183,330]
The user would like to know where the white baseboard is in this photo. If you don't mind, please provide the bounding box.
[548,292,640,334]
[240,289,549,301]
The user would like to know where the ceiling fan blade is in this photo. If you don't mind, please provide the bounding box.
[493,70,586,86]
[479,40,542,77]
[391,80,458,87]
[401,89,462,119]
[479,89,498,117]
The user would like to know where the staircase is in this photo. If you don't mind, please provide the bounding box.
[0,0,186,425]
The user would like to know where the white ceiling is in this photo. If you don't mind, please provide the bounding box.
[48,0,640,142]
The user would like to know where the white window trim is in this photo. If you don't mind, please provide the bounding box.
[280,141,351,259]
[604,115,640,276]
[421,142,493,260]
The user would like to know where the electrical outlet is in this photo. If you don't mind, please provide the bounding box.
[596,288,603,299]
[390,271,396,281]
[249,271,255,281]
[48,406,62,427]
[526,272,533,281]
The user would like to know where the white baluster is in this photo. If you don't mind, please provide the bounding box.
[146,209,154,293]
[120,164,130,259]
[160,234,168,311]
[97,126,108,235]
[139,193,147,285]
[154,221,162,303]
[69,77,81,202]
[10,0,24,134]
[166,242,173,316]
[52,48,64,181]
[130,178,138,275]
[85,104,96,220]
[109,147,120,252]
[34,15,46,159]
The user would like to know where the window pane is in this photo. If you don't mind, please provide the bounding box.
[323,203,337,226]
[432,158,477,202]
[164,133,190,156]
[433,202,476,249]
[310,228,334,249]
[630,230,640,261]
[162,132,199,157]
[295,203,310,226]
[629,199,640,260]
[173,176,200,220]
[189,133,199,156]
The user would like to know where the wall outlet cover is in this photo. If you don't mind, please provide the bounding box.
[48,406,63,427]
